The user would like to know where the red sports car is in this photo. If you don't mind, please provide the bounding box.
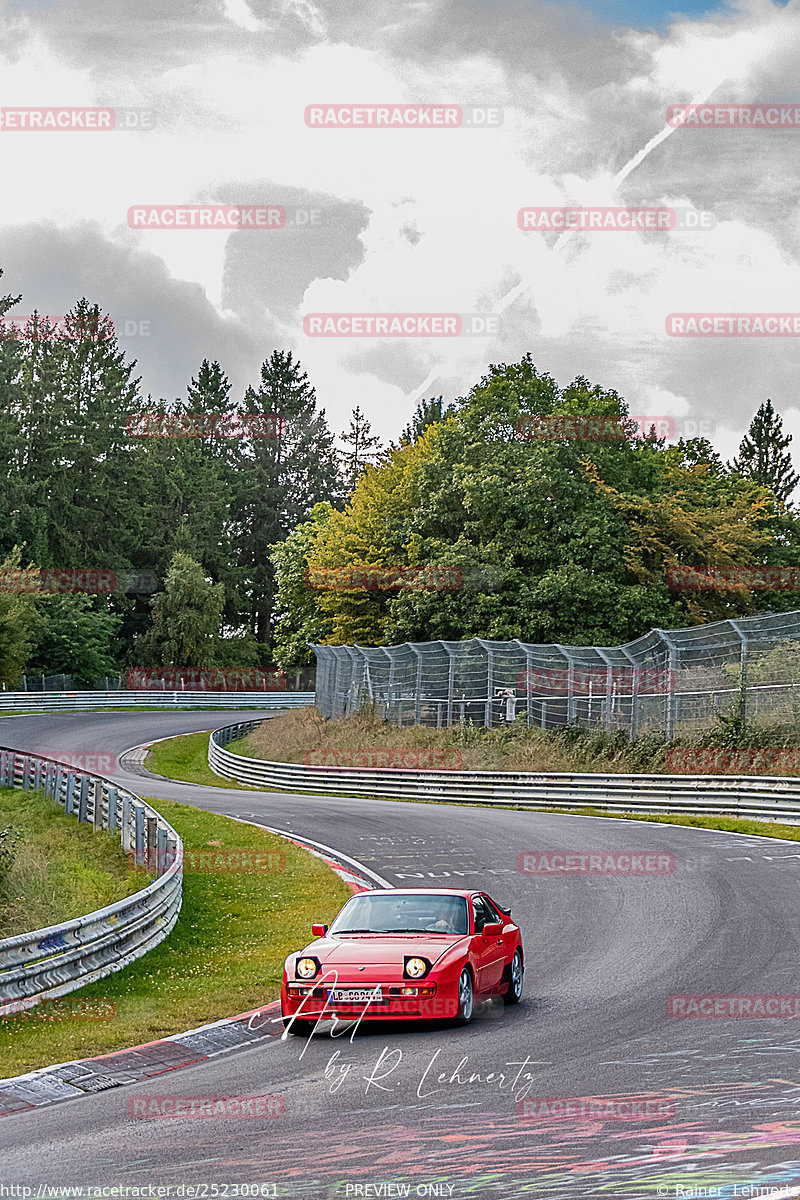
[280,887,524,1034]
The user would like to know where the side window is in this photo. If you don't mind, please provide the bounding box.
[472,896,491,933]
[482,895,504,922]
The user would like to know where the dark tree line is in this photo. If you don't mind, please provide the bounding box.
[0,282,382,682]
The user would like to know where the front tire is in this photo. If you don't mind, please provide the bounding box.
[453,967,474,1025]
[505,949,524,1005]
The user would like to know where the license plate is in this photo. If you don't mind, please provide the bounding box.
[327,988,383,1003]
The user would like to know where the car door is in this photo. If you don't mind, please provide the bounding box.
[471,895,506,993]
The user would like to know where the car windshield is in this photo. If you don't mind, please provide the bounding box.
[330,893,469,936]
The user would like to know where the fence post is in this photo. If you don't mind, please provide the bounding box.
[411,645,423,724]
[557,647,575,723]
[631,666,640,738]
[596,649,614,731]
[445,646,455,728]
[729,618,750,725]
[21,756,30,790]
[655,630,678,740]
[479,640,494,728]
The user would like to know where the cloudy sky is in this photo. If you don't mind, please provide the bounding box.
[1,0,799,460]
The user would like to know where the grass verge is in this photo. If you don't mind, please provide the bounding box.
[0,787,146,938]
[0,795,351,1078]
[149,727,800,844]
[146,730,257,790]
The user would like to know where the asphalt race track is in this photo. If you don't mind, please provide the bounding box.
[3,711,800,1198]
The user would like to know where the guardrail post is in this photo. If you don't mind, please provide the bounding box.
[0,750,8,787]
[92,780,104,830]
[122,795,132,850]
[21,756,31,790]
[33,758,43,789]
[146,815,157,871]
[134,805,145,865]
[65,771,76,815]
[108,786,118,830]
[78,777,89,822]
[157,825,167,873]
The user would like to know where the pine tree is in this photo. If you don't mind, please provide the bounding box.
[231,351,342,645]
[340,406,382,492]
[134,551,224,667]
[733,399,799,504]
[400,396,450,445]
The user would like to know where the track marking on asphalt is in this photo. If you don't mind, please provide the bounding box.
[220,814,392,888]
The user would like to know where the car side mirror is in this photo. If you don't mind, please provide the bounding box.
[482,921,503,938]
[311,923,328,937]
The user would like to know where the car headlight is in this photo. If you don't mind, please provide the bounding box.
[405,956,429,979]
[296,956,319,979]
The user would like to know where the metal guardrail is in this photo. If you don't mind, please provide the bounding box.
[209,721,800,823]
[0,747,183,1010]
[0,691,314,713]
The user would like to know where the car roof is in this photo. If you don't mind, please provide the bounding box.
[353,888,478,899]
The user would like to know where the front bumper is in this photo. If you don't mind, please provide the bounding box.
[281,980,459,1021]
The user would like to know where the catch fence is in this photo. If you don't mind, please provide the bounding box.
[313,610,800,737]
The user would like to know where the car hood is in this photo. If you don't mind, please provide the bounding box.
[303,934,468,968]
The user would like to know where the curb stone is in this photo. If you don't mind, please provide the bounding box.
[0,833,372,1115]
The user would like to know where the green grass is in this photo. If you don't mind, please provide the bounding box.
[146,730,258,789]
[0,795,352,1078]
[0,787,146,938]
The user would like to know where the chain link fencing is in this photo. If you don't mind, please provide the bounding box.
[313,610,800,737]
